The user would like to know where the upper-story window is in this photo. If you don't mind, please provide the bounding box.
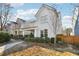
[40,15,48,24]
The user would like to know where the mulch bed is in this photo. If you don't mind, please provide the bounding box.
[8,46,77,56]
[2,41,78,56]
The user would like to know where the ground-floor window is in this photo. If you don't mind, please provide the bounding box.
[40,29,48,37]
[40,30,44,37]
[15,31,17,35]
[44,29,48,37]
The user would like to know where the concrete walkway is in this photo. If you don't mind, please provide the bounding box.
[0,40,24,54]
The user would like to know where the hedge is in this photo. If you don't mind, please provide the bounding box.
[24,37,54,43]
[11,35,24,40]
[0,32,11,43]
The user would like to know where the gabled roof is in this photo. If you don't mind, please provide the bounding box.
[35,4,58,17]
[10,21,17,24]
[16,18,26,22]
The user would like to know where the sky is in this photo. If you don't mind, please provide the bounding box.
[9,3,77,29]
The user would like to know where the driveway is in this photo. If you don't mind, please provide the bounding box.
[0,39,24,55]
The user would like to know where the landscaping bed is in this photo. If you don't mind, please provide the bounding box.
[3,41,53,56]
[2,41,76,56]
[8,46,77,56]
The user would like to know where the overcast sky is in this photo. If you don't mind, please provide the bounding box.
[9,3,77,28]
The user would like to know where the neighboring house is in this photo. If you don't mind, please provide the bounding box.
[9,4,63,38]
[7,18,26,35]
[6,21,17,35]
[15,18,26,35]
[73,7,79,35]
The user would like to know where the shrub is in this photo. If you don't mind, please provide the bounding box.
[24,35,29,38]
[12,35,18,40]
[44,37,51,43]
[0,32,11,43]
[24,37,51,43]
[18,35,24,40]
[11,35,24,40]
[51,37,54,43]
[10,34,13,38]
[30,33,34,38]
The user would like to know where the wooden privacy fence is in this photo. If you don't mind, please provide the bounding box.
[56,35,79,45]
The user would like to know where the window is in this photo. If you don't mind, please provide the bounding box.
[15,31,17,35]
[40,30,43,37]
[41,15,48,24]
[44,29,48,37]
[40,29,48,37]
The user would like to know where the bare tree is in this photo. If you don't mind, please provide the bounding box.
[65,28,72,36]
[0,3,12,31]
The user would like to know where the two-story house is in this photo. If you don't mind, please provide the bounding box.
[9,4,63,38]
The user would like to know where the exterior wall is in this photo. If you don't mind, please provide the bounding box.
[35,7,62,38]
[35,8,54,38]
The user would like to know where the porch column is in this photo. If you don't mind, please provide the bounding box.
[23,30,25,36]
[34,29,38,37]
